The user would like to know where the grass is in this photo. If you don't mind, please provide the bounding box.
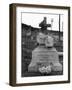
[22,71,63,77]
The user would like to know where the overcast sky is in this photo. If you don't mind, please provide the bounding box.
[22,13,64,31]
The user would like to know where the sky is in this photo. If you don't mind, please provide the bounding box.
[22,13,64,31]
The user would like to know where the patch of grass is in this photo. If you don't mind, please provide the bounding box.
[22,71,63,77]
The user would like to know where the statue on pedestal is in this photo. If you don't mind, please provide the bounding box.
[28,17,62,74]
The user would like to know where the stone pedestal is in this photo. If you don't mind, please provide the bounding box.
[28,46,62,72]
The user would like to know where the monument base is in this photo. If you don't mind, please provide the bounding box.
[28,46,62,73]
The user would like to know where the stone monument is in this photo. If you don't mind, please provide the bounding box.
[28,17,62,73]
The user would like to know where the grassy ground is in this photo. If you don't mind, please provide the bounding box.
[22,71,63,77]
